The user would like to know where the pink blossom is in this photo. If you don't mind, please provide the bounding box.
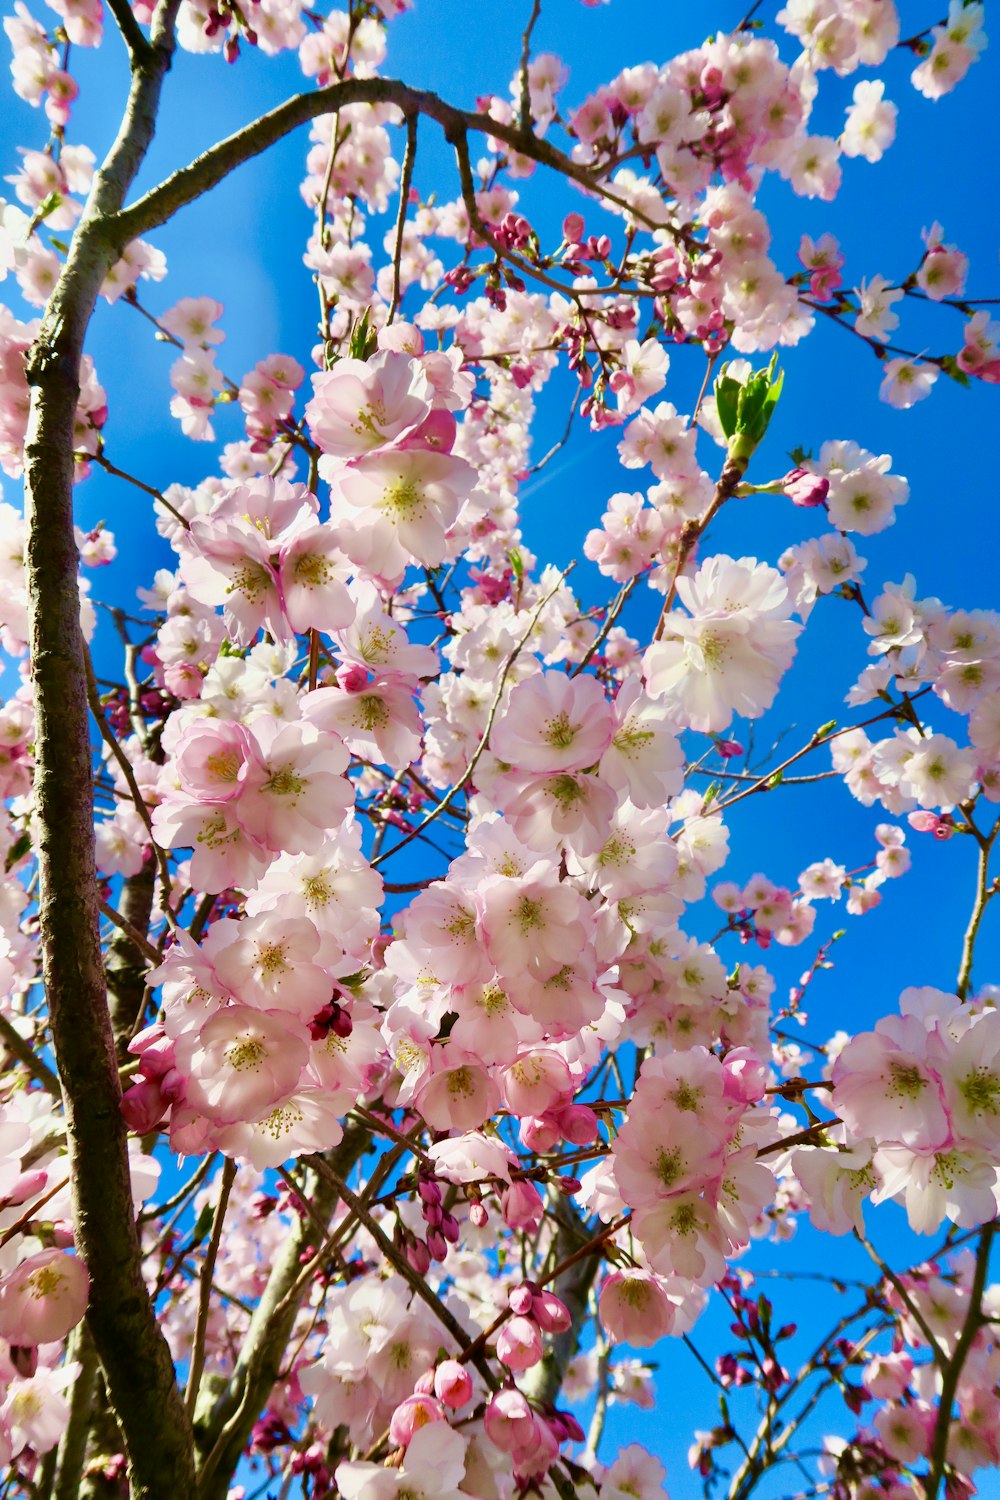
[331,448,476,578]
[599,1270,676,1346]
[306,351,431,460]
[238,718,352,854]
[500,1049,573,1117]
[492,671,613,774]
[411,1045,501,1132]
[173,1006,310,1125]
[0,1250,89,1345]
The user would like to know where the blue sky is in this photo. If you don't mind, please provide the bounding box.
[2,0,999,1491]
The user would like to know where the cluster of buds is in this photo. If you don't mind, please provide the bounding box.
[394,1171,461,1270]
[495,1281,572,1373]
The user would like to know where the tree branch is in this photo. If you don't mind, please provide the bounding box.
[0,1008,61,1095]
[923,1223,994,1498]
[194,1125,369,1500]
[185,1160,238,1417]
[22,2,195,1493]
[104,0,153,65]
[111,77,663,250]
[956,821,997,999]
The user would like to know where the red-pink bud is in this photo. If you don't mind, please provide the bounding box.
[426,1228,448,1262]
[337,664,369,694]
[532,1289,572,1334]
[121,1078,168,1134]
[519,1115,561,1153]
[562,212,585,244]
[501,1180,544,1233]
[781,468,830,508]
[496,1315,543,1371]
[508,1284,535,1316]
[723,1048,768,1103]
[483,1388,536,1453]
[553,1103,599,1146]
[388,1394,446,1447]
[0,1170,48,1209]
[434,1359,473,1409]
[406,1239,431,1275]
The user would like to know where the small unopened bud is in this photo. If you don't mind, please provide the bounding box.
[434,1359,473,1409]
[781,467,829,508]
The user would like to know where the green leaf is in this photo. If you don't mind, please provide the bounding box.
[713,371,741,439]
[348,308,377,361]
[190,1202,215,1248]
[5,831,30,872]
[938,354,970,387]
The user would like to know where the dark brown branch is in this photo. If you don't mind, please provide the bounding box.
[22,0,195,1494]
[111,77,662,250]
[104,0,153,63]
[102,867,158,1056]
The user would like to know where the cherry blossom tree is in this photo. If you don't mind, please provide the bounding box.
[0,1,997,1498]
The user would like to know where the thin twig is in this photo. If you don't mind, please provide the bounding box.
[185,1158,238,1416]
[388,114,418,323]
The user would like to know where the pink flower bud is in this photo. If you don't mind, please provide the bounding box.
[469,1201,488,1229]
[531,1289,571,1334]
[1,1169,48,1209]
[550,1408,585,1444]
[781,468,830,508]
[440,1212,460,1245]
[434,1359,473,1409]
[562,213,585,244]
[508,1284,535,1316]
[121,1078,168,1134]
[0,1249,89,1345]
[722,1048,768,1103]
[388,1394,446,1447]
[907,811,954,838]
[337,664,369,694]
[414,1368,435,1396]
[426,1228,448,1262]
[552,1104,598,1146]
[127,1023,175,1078]
[406,1239,431,1275]
[483,1388,537,1453]
[519,1115,561,1153]
[496,1315,544,1371]
[501,1180,544,1233]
